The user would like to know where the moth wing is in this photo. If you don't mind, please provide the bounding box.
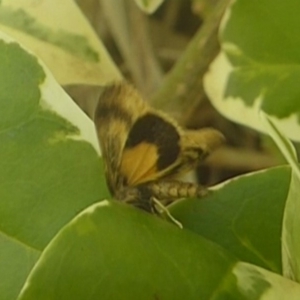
[94,83,149,193]
[119,111,182,186]
[120,114,225,185]
[119,108,225,185]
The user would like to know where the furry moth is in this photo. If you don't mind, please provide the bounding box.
[95,82,225,212]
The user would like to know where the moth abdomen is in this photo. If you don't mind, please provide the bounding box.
[147,180,208,200]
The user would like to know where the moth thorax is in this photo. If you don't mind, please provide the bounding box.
[115,185,153,212]
[148,180,208,200]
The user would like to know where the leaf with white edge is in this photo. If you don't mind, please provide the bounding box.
[232,262,300,300]
[283,171,300,282]
[134,0,165,14]
[18,201,238,300]
[169,166,290,274]
[261,114,300,282]
[18,201,300,300]
[260,113,300,178]
[204,0,300,141]
[0,0,121,85]
[0,32,110,298]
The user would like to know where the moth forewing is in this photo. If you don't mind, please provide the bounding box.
[94,83,150,193]
[119,109,183,186]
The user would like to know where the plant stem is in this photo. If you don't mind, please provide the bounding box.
[151,0,230,124]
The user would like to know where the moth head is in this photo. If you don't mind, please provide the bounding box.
[114,184,154,212]
[182,128,225,155]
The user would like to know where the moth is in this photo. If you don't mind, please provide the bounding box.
[94,82,225,213]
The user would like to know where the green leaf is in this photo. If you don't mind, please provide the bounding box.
[231,262,300,300]
[261,114,300,281]
[0,233,39,300]
[18,201,300,300]
[283,171,300,281]
[222,0,300,116]
[204,0,300,140]
[18,201,237,300]
[0,6,99,62]
[0,0,121,85]
[0,33,110,299]
[169,166,290,274]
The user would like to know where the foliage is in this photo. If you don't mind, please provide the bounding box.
[0,0,299,299]
[204,0,300,140]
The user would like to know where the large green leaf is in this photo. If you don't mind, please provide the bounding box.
[169,166,290,274]
[17,201,300,300]
[0,0,121,85]
[0,33,109,299]
[261,114,300,281]
[204,0,300,140]
[283,171,300,281]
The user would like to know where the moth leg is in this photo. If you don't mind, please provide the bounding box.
[151,197,183,229]
[124,191,182,228]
